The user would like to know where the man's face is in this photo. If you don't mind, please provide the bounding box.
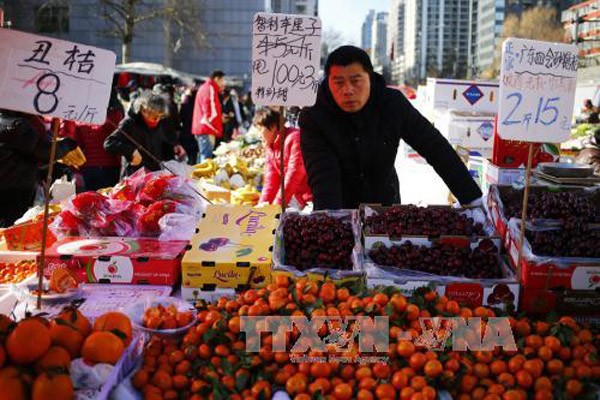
[328,62,371,113]
[214,77,226,92]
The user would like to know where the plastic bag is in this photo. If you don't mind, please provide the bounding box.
[159,213,199,241]
[70,358,114,390]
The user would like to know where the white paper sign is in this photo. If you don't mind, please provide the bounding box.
[251,13,322,107]
[498,38,578,143]
[0,29,116,124]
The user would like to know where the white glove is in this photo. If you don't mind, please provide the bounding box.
[467,196,483,208]
[131,149,142,166]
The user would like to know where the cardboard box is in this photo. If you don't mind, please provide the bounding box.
[361,204,501,252]
[467,156,486,191]
[519,286,600,319]
[198,181,231,204]
[0,217,57,251]
[506,219,600,290]
[484,160,526,187]
[272,210,364,283]
[423,79,499,122]
[43,237,188,285]
[366,260,519,310]
[182,204,280,290]
[437,111,495,158]
[491,117,559,168]
[181,286,236,304]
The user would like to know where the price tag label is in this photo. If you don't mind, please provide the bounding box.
[251,12,322,107]
[0,29,116,124]
[498,38,578,143]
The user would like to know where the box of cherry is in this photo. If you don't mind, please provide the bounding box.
[506,218,600,291]
[365,240,519,309]
[361,204,500,252]
[487,185,600,245]
[272,210,364,282]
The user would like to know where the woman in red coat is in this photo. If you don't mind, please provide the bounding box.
[253,108,312,208]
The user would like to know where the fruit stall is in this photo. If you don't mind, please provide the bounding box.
[0,155,599,400]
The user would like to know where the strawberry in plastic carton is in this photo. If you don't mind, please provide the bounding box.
[110,168,152,201]
[70,192,110,217]
[136,200,178,236]
[52,209,83,237]
[138,174,177,204]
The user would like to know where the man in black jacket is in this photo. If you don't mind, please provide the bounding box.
[299,46,482,210]
[0,109,79,226]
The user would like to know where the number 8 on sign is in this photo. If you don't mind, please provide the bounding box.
[34,73,60,114]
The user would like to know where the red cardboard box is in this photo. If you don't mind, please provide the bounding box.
[491,117,558,168]
[520,286,600,320]
[43,237,188,285]
[1,217,57,251]
[506,219,600,291]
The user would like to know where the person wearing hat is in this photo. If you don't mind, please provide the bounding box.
[299,46,482,210]
[575,127,600,175]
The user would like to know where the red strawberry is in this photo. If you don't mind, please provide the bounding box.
[136,200,177,236]
[71,192,109,216]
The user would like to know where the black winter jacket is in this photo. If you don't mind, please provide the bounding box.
[0,112,75,190]
[299,73,482,210]
[104,108,178,175]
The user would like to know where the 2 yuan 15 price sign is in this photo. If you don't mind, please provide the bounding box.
[498,38,578,143]
[0,29,116,124]
[252,13,322,107]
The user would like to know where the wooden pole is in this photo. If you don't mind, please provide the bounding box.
[516,143,534,278]
[37,118,60,309]
[279,106,286,212]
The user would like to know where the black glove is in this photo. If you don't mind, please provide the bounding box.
[57,137,78,153]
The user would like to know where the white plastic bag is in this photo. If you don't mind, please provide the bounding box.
[158,213,199,241]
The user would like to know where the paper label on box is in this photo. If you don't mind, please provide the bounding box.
[92,256,134,283]
[445,283,483,307]
[571,267,600,290]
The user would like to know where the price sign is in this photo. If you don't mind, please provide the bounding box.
[498,38,578,143]
[0,29,116,124]
[251,12,322,107]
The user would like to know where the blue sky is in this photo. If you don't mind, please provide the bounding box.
[319,0,391,45]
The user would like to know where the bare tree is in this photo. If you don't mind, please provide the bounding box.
[320,28,347,67]
[481,6,565,79]
[98,0,207,64]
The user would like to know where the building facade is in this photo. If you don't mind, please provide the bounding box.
[403,0,471,83]
[268,0,318,16]
[371,12,389,69]
[361,9,376,51]
[562,0,600,67]
[388,0,406,83]
[1,0,266,82]
[474,0,506,73]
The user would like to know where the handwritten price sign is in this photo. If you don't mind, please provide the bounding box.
[0,29,116,124]
[251,13,322,107]
[498,38,578,143]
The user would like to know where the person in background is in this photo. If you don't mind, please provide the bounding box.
[179,82,200,165]
[581,99,599,124]
[241,91,255,129]
[253,108,312,209]
[104,91,186,176]
[153,83,182,157]
[575,126,600,175]
[0,109,81,226]
[61,88,124,191]
[299,46,482,210]
[221,88,246,144]
[192,70,225,162]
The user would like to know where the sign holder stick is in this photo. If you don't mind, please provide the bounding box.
[516,142,534,278]
[37,117,60,309]
[279,106,286,212]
